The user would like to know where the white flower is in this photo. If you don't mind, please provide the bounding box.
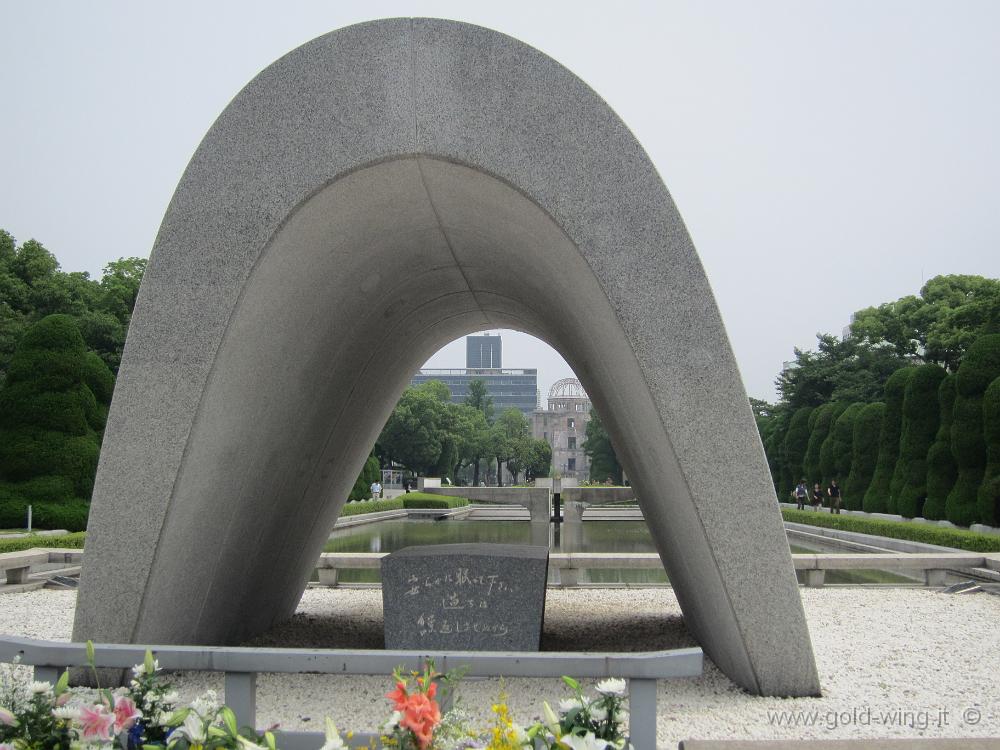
[52,706,81,722]
[161,691,179,705]
[319,717,347,750]
[172,712,207,744]
[594,678,627,697]
[30,681,53,695]
[189,691,218,718]
[382,710,403,733]
[235,736,268,750]
[559,698,584,714]
[560,732,611,750]
[590,706,608,722]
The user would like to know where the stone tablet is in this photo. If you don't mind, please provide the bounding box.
[381,544,549,651]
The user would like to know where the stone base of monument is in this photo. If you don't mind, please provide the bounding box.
[381,544,549,651]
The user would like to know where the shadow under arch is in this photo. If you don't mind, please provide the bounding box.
[73,19,819,698]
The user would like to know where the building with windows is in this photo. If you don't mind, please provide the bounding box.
[410,333,538,414]
[531,378,592,480]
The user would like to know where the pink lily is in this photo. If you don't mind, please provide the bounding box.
[0,707,17,727]
[78,704,115,741]
[113,695,142,732]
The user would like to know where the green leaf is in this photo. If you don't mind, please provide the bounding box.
[144,650,155,675]
[86,640,95,665]
[54,669,69,696]
[265,730,276,750]
[207,726,227,739]
[164,708,189,726]
[561,675,580,691]
[220,707,238,737]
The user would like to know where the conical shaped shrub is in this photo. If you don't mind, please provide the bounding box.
[783,406,814,493]
[846,402,884,510]
[979,376,1000,526]
[804,404,840,484]
[924,374,958,520]
[822,403,863,486]
[946,334,1000,526]
[864,368,916,513]
[895,364,947,518]
[0,315,111,499]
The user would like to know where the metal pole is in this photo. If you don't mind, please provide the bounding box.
[27,504,32,533]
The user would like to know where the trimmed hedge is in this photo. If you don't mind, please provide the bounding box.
[803,404,840,484]
[946,334,1000,526]
[924,374,958,520]
[780,508,1000,553]
[895,364,947,518]
[340,498,404,516]
[864,367,915,513]
[818,403,853,485]
[782,406,814,492]
[0,531,87,554]
[978,376,1000,526]
[348,454,382,503]
[0,315,111,500]
[403,493,470,509]
[0,493,90,532]
[844,402,884,510]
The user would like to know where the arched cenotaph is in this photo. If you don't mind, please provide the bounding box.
[73,19,821,697]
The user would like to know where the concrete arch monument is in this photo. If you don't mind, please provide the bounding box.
[74,19,820,697]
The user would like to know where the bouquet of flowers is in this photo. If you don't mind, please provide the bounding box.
[527,677,632,750]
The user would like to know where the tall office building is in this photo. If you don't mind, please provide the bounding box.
[466,334,502,368]
[411,333,538,414]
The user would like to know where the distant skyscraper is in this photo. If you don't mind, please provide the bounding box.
[411,333,537,414]
[466,334,502,369]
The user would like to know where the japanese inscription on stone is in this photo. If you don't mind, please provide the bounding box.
[381,543,549,651]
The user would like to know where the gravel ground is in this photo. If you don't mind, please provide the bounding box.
[1,587,998,748]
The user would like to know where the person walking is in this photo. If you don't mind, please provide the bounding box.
[828,479,842,514]
[370,480,382,500]
[811,483,823,511]
[794,479,808,510]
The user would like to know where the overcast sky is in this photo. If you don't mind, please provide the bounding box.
[2,1,998,402]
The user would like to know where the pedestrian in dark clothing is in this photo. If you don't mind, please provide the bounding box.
[828,479,842,514]
[811,483,823,510]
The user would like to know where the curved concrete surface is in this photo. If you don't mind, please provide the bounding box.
[73,19,819,696]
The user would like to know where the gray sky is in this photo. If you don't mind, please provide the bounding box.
[2,1,998,402]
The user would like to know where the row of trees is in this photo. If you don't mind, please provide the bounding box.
[758,275,1000,528]
[377,380,552,486]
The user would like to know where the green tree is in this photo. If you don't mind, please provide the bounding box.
[923,374,958,520]
[782,406,814,492]
[821,402,862,486]
[464,378,494,485]
[0,315,111,501]
[894,364,947,518]
[844,402,884,509]
[378,381,453,476]
[447,403,490,484]
[584,410,622,484]
[525,438,552,480]
[979,376,1000,526]
[863,367,915,513]
[804,403,845,483]
[490,408,528,486]
[945,334,1000,526]
[850,275,1000,372]
[349,454,381,502]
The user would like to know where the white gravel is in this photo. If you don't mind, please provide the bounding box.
[2,587,998,748]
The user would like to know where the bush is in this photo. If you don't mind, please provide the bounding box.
[403,493,470,509]
[348,454,382,503]
[864,367,915,513]
[977,376,1000,526]
[339,498,404,516]
[0,315,108,498]
[782,407,814,492]
[804,404,842,484]
[895,364,947,518]
[818,403,852,485]
[924,374,958,520]
[780,508,1000,553]
[845,402,884,510]
[0,489,89,531]
[946,334,1000,526]
[0,531,87,554]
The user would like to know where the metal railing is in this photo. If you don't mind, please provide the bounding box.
[0,636,702,750]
